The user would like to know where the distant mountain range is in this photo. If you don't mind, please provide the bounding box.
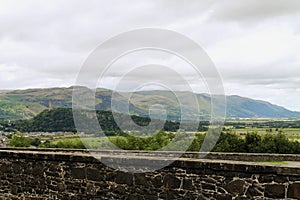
[0,86,299,120]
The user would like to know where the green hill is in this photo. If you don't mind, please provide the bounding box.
[0,86,299,120]
[7,108,182,133]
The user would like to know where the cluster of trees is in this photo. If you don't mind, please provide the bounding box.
[8,134,41,147]
[109,131,300,153]
[44,139,85,149]
[8,134,85,149]
[3,108,300,154]
[213,131,300,154]
[8,131,300,154]
[225,120,300,129]
[2,108,209,133]
[10,108,76,132]
[109,130,175,150]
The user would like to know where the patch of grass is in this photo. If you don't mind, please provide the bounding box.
[261,161,288,165]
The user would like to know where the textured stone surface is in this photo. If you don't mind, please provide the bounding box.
[225,179,246,195]
[0,149,299,199]
[163,174,181,189]
[288,183,300,199]
[264,184,285,198]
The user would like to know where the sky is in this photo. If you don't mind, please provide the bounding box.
[1,0,300,110]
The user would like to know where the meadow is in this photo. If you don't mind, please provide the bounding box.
[229,127,300,142]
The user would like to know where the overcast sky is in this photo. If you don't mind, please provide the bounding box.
[1,0,300,110]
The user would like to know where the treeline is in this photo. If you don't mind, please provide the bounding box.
[9,131,300,154]
[213,131,300,154]
[1,108,209,133]
[112,131,300,154]
[3,108,300,136]
[225,120,300,129]
[8,133,85,149]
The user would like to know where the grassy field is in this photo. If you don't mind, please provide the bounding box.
[231,127,300,141]
[38,127,300,148]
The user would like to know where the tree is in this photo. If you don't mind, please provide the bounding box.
[245,132,262,153]
[30,137,41,147]
[9,134,32,147]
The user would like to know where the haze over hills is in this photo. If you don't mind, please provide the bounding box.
[0,86,299,121]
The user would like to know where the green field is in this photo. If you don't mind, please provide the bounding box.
[231,127,300,141]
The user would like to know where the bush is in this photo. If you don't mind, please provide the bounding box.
[9,134,32,147]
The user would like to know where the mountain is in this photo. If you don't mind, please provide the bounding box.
[225,95,300,118]
[0,86,299,120]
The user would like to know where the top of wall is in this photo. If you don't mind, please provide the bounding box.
[0,148,300,175]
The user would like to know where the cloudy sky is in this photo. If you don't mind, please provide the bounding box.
[1,0,300,110]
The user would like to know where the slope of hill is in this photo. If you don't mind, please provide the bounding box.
[0,86,299,120]
[226,95,300,118]
[6,108,181,133]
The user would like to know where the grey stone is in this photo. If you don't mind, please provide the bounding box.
[163,174,181,189]
[70,168,86,179]
[151,175,163,188]
[115,171,133,186]
[134,173,148,186]
[225,179,246,195]
[182,179,194,190]
[86,168,103,181]
[202,177,217,184]
[57,182,66,192]
[287,183,300,199]
[202,182,215,191]
[246,186,263,197]
[216,193,232,200]
[264,184,285,199]
[0,164,11,173]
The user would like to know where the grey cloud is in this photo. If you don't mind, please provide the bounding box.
[211,0,300,22]
[0,0,300,110]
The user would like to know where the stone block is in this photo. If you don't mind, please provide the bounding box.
[115,171,133,186]
[201,182,215,191]
[182,179,194,190]
[86,168,103,181]
[134,173,150,187]
[71,168,86,179]
[287,183,300,199]
[246,185,263,197]
[151,175,163,188]
[264,184,285,199]
[163,174,181,189]
[225,179,246,195]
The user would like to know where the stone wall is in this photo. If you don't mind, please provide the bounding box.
[0,149,299,199]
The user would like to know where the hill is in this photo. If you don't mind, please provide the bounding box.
[4,108,183,133]
[0,86,299,120]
